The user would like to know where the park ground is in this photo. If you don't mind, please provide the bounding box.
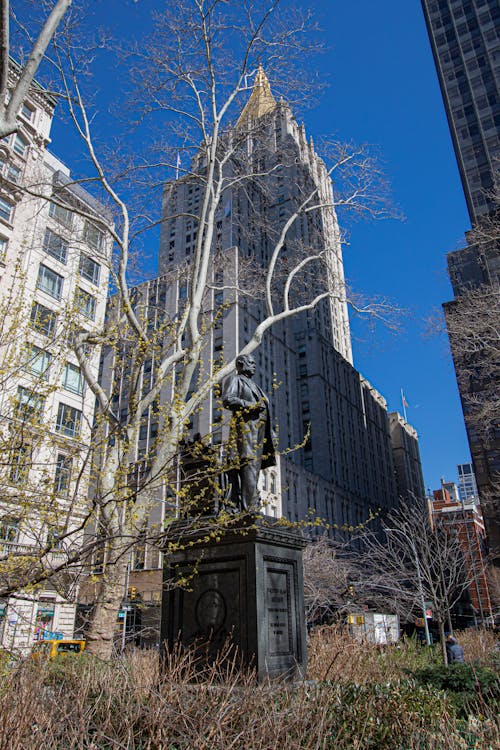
[0,626,498,749]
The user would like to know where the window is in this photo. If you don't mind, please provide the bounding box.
[30,301,57,336]
[76,288,96,320]
[9,444,31,483]
[62,362,84,395]
[24,344,52,379]
[16,386,45,421]
[43,228,68,264]
[84,221,105,251]
[132,539,146,570]
[56,403,82,437]
[20,102,34,122]
[0,516,19,543]
[37,264,63,299]
[79,253,100,285]
[46,525,65,549]
[0,196,13,222]
[12,133,28,157]
[54,454,72,496]
[0,236,7,260]
[6,162,20,183]
[49,201,73,228]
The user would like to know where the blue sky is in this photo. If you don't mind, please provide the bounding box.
[48,0,472,493]
[309,0,472,494]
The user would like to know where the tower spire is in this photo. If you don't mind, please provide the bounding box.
[236,65,277,128]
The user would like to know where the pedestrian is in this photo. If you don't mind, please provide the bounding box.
[446,635,464,664]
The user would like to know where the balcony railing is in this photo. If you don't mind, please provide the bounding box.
[0,540,73,564]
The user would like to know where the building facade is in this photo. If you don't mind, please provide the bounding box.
[421,0,500,560]
[388,412,426,504]
[432,486,493,625]
[0,72,111,651]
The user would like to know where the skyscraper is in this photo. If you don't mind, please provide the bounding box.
[421,0,499,223]
[421,0,499,560]
[92,70,427,641]
[158,70,417,533]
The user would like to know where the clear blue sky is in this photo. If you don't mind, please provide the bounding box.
[48,0,472,494]
[310,0,472,494]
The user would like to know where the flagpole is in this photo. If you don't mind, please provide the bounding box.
[401,388,407,422]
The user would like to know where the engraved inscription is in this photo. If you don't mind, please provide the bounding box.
[266,569,292,655]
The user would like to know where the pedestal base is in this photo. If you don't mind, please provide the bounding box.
[161,517,307,681]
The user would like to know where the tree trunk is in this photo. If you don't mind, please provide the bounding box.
[84,478,155,658]
[85,551,130,659]
[438,619,448,666]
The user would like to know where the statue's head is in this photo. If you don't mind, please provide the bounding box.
[236,354,256,377]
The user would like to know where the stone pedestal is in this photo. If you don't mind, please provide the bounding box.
[161,517,307,681]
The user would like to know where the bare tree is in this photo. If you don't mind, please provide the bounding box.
[0,0,398,657]
[302,536,362,628]
[0,0,72,137]
[355,501,473,664]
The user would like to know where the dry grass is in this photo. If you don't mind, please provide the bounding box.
[457,627,499,665]
[307,625,498,683]
[0,627,497,749]
[307,625,432,683]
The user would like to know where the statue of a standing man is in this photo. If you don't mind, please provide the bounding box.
[222,354,276,511]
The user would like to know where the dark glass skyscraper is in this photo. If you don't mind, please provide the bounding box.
[421,0,499,561]
[421,0,499,223]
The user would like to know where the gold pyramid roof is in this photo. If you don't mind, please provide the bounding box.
[236,66,277,128]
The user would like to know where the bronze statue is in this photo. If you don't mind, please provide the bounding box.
[222,353,276,511]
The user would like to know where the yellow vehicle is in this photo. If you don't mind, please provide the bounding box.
[32,639,86,659]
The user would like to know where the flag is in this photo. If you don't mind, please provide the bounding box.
[175,152,181,180]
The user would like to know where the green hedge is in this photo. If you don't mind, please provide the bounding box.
[410,662,500,717]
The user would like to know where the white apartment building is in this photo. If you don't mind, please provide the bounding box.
[0,72,111,651]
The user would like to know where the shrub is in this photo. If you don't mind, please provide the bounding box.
[411,662,500,717]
